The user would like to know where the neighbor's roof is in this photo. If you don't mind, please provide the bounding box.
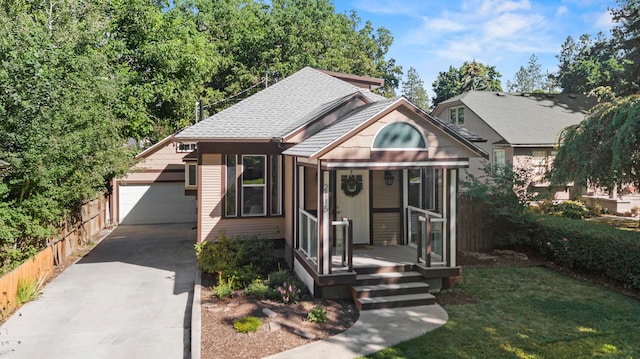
[0,159,8,168]
[437,91,598,145]
[175,67,384,141]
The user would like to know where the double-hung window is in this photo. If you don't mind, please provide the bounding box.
[224,154,282,217]
[449,107,464,125]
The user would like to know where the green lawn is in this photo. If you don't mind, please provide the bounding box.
[364,267,640,359]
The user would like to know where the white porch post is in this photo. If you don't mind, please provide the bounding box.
[321,170,330,275]
[449,169,457,267]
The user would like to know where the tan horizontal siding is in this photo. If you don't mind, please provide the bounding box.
[203,217,286,241]
[135,141,186,170]
[372,170,401,208]
[321,108,472,160]
[200,154,222,242]
[372,212,402,245]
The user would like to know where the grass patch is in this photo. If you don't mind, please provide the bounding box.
[364,267,640,358]
[588,217,640,232]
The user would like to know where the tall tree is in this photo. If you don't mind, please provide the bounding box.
[611,0,640,95]
[401,67,429,110]
[507,54,545,92]
[551,95,640,192]
[187,0,402,114]
[555,33,626,95]
[0,0,133,268]
[431,60,502,108]
[107,0,218,141]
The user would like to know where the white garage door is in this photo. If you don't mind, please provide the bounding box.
[119,182,196,224]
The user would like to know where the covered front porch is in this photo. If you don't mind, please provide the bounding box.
[291,163,462,298]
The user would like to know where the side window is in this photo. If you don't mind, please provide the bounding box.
[450,107,464,125]
[225,155,237,217]
[493,149,506,166]
[242,155,266,216]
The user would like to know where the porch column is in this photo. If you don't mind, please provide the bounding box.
[317,163,331,275]
[448,169,457,267]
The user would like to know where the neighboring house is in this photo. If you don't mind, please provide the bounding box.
[112,135,197,225]
[432,91,598,200]
[174,67,487,302]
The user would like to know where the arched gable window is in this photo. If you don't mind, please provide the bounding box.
[372,122,427,150]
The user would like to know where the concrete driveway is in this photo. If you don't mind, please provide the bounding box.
[0,224,196,359]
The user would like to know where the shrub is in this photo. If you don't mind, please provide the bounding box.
[245,280,274,300]
[268,269,292,289]
[195,233,274,288]
[213,275,234,299]
[307,306,328,323]
[277,281,301,304]
[460,162,538,247]
[528,216,640,290]
[233,316,262,333]
[535,200,589,219]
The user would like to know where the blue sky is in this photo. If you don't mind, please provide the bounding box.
[332,0,618,94]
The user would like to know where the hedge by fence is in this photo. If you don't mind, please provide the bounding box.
[528,216,640,290]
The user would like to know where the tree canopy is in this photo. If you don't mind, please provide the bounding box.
[401,67,429,110]
[552,0,640,192]
[431,60,502,108]
[507,54,556,93]
[551,95,640,192]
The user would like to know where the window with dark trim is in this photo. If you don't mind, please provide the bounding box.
[186,163,197,187]
[224,154,283,218]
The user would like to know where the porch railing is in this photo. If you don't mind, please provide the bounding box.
[331,218,353,272]
[407,206,447,266]
[299,209,318,265]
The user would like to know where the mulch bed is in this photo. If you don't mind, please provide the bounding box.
[200,285,358,359]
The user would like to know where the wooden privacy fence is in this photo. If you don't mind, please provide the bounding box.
[0,195,109,318]
[456,194,496,253]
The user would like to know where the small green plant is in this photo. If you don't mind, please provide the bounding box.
[268,269,292,289]
[233,316,262,333]
[277,281,301,304]
[307,306,328,323]
[213,274,234,299]
[245,279,273,300]
[15,278,38,306]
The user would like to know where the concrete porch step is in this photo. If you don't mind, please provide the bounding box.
[355,293,436,310]
[355,271,424,286]
[352,282,430,299]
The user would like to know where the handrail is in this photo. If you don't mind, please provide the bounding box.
[406,205,446,220]
[331,217,352,272]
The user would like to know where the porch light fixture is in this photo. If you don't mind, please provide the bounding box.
[384,171,394,186]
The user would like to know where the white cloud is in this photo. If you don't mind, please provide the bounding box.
[557,6,568,16]
[483,13,544,39]
[594,10,614,29]
[422,17,467,32]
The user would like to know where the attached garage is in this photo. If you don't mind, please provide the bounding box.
[113,135,197,225]
[118,182,196,225]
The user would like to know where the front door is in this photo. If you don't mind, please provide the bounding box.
[336,170,370,244]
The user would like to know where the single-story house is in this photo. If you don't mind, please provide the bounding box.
[111,135,197,225]
[174,67,487,306]
[431,91,598,200]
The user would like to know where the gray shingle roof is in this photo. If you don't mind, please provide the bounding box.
[439,91,597,145]
[283,97,400,157]
[175,67,384,140]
